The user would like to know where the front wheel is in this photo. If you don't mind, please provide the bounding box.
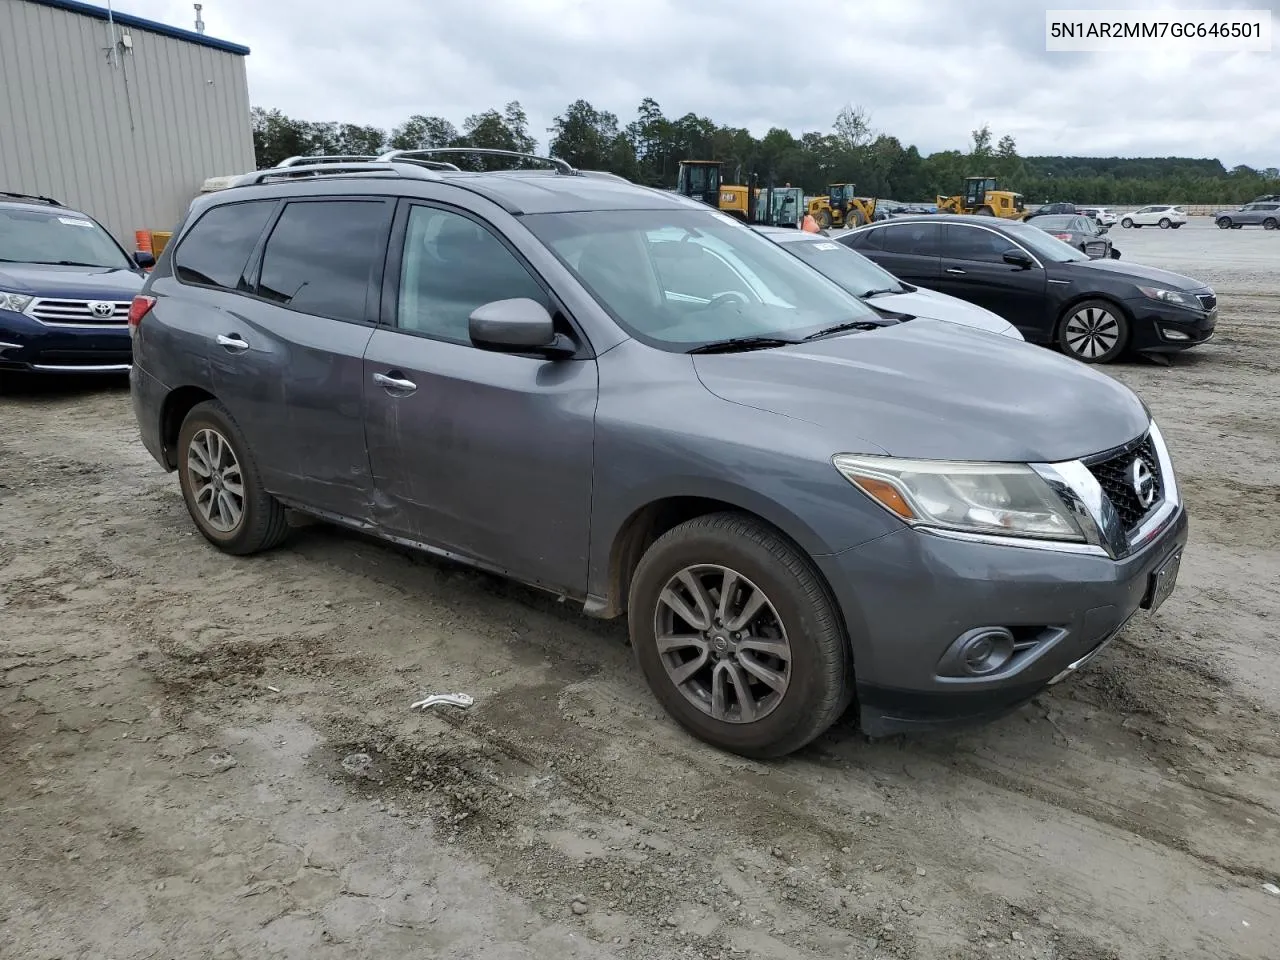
[1059,299,1129,364]
[177,400,291,555]
[1218,218,1232,229]
[815,209,832,230]
[1264,218,1278,230]
[1121,217,1134,228]
[1171,222,1183,229]
[628,513,851,759]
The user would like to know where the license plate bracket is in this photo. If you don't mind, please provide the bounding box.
[1142,548,1182,613]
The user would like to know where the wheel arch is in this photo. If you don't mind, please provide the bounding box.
[1054,293,1133,357]
[158,385,217,470]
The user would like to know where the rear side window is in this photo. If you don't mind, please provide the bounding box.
[174,200,275,290]
[879,222,942,256]
[843,227,883,250]
[256,200,393,323]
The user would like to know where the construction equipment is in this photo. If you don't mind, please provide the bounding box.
[675,160,805,228]
[936,177,1025,218]
[806,183,877,230]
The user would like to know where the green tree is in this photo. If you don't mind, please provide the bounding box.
[549,100,623,170]
[389,115,459,152]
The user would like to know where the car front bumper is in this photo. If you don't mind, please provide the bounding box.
[1124,298,1217,353]
[815,502,1189,737]
[0,310,132,373]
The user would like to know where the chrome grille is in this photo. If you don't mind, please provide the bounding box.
[1196,293,1217,312]
[1087,436,1163,532]
[28,298,130,327]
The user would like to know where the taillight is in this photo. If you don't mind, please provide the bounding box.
[1053,233,1072,241]
[128,295,156,335]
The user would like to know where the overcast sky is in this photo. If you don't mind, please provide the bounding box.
[122,0,1278,168]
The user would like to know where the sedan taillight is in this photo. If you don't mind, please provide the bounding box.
[128,295,156,336]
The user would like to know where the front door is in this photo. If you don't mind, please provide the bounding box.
[362,202,597,594]
[936,223,1049,339]
[207,196,393,518]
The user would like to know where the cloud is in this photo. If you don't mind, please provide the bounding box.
[123,0,1277,167]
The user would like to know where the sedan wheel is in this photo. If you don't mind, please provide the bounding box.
[1059,299,1129,364]
[629,512,851,759]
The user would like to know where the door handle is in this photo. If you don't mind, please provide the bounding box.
[945,268,966,275]
[215,334,249,351]
[373,372,417,392]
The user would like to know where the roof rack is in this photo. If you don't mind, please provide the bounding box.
[578,170,632,183]
[233,161,441,187]
[377,148,578,175]
[275,155,381,167]
[0,190,62,206]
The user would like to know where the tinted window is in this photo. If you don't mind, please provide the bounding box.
[174,200,275,290]
[398,205,549,343]
[257,200,391,323]
[879,222,942,256]
[842,227,883,250]
[944,225,1025,263]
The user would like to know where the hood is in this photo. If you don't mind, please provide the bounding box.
[878,288,1021,338]
[1065,257,1207,291]
[0,263,146,299]
[693,318,1150,463]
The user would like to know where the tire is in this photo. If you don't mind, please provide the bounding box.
[815,209,832,230]
[1264,218,1278,230]
[1171,223,1182,229]
[973,206,995,216]
[1218,218,1232,229]
[177,399,291,555]
[1159,218,1171,229]
[1058,298,1129,364]
[850,209,866,228]
[628,512,852,759]
[1121,217,1133,228]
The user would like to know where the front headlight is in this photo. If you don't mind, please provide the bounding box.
[833,455,1086,542]
[1137,285,1200,310]
[0,291,34,313]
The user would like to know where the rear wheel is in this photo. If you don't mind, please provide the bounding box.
[628,512,851,759]
[815,209,832,230]
[973,206,995,216]
[1171,222,1182,229]
[1058,299,1129,364]
[177,400,291,555]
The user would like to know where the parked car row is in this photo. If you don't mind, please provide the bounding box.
[126,153,1189,759]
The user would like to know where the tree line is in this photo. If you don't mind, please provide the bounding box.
[251,101,1280,206]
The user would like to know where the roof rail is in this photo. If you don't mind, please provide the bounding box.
[233,161,441,187]
[275,155,380,167]
[0,190,62,206]
[377,148,577,175]
[374,152,463,172]
[578,170,631,183]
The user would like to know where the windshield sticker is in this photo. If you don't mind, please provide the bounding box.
[813,242,840,250]
[57,217,95,228]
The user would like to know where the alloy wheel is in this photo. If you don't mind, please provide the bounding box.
[653,564,791,724]
[1064,305,1121,360]
[187,427,245,533]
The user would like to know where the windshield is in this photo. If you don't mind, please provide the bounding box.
[1032,215,1076,230]
[0,207,133,268]
[522,208,880,349]
[996,220,1090,262]
[775,236,907,296]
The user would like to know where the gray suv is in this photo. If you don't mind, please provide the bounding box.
[1214,201,1280,230]
[128,150,1188,758]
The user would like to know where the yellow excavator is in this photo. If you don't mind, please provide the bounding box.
[807,183,877,229]
[936,177,1025,218]
[674,160,805,228]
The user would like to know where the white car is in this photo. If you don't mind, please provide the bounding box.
[755,227,1023,340]
[1080,206,1117,227]
[1120,205,1187,229]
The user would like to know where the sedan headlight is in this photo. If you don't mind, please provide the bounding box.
[833,455,1086,542]
[1137,286,1200,310]
[0,291,34,313]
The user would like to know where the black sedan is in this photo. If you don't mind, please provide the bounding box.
[1025,213,1120,259]
[838,214,1216,364]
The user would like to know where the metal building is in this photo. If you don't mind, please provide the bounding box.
[0,0,254,245]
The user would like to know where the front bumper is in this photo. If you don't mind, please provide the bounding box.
[1124,298,1217,353]
[0,309,132,373]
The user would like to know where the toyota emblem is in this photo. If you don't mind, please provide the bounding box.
[1129,458,1157,508]
[89,301,115,318]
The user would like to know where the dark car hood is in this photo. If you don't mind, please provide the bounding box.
[693,319,1150,462]
[0,263,145,299]
[1063,257,1207,291]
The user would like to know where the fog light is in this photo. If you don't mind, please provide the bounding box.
[1163,328,1190,341]
[957,627,1016,676]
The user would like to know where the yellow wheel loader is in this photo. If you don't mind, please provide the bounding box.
[806,183,877,230]
[936,177,1025,218]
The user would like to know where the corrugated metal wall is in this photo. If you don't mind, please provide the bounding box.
[0,0,254,245]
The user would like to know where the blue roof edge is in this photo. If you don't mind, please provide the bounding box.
[25,0,251,55]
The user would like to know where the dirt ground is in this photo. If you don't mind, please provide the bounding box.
[2,218,1278,960]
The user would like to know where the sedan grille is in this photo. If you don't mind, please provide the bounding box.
[1087,436,1163,532]
[28,298,131,327]
[1196,293,1217,312]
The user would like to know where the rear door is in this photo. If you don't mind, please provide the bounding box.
[849,222,943,286]
[361,201,598,594]
[209,196,394,519]
[936,223,1049,339]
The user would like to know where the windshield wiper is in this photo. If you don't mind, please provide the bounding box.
[687,336,798,354]
[860,287,901,298]
[26,260,110,267]
[801,317,898,341]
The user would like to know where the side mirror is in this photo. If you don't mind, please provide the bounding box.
[1110,248,1122,260]
[1002,250,1034,269]
[468,298,575,358]
[134,250,156,269]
